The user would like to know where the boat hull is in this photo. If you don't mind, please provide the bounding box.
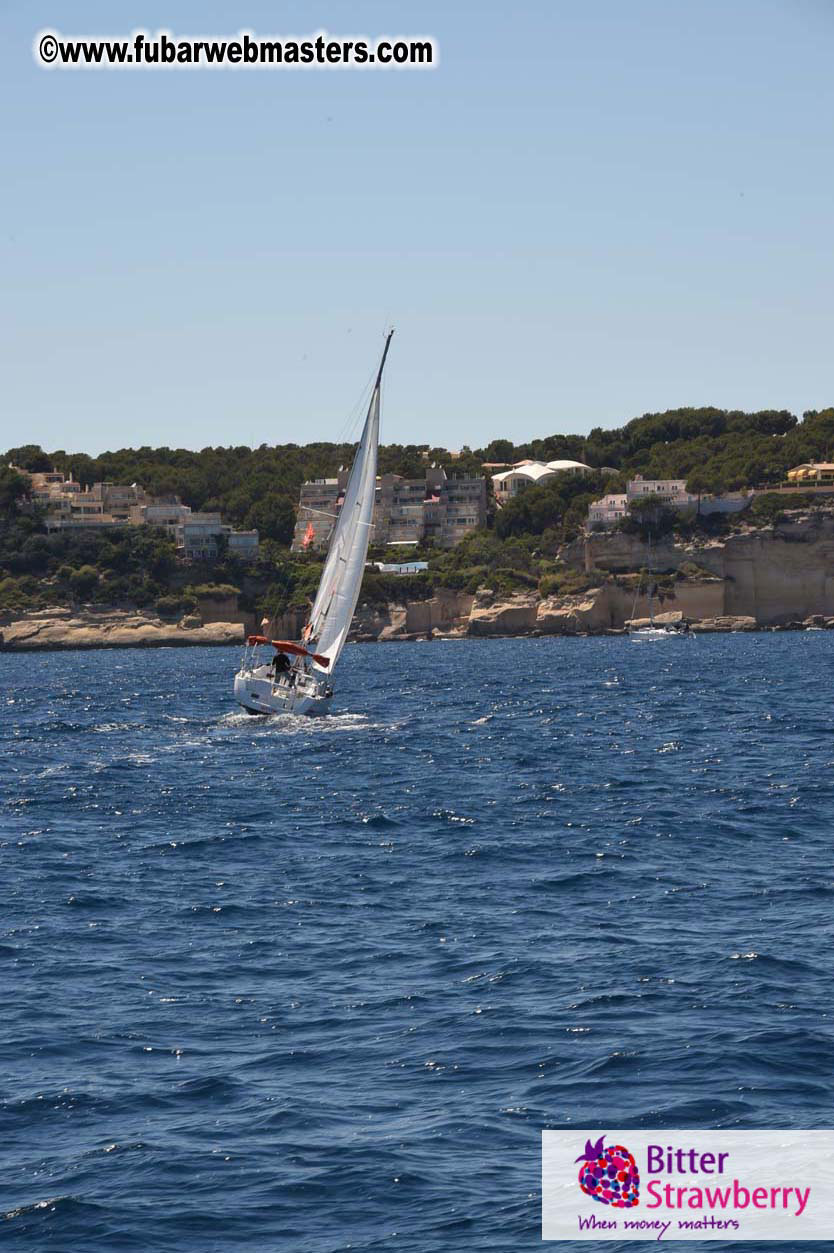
[233,668,332,716]
[629,627,686,641]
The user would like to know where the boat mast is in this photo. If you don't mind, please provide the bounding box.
[375,327,395,391]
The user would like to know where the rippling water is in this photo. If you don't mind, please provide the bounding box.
[3,635,834,1251]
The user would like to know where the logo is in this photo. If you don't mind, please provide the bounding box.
[576,1135,640,1208]
[546,1130,831,1240]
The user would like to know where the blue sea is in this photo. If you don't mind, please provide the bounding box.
[3,634,834,1252]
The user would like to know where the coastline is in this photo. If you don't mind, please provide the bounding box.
[0,608,246,652]
[2,604,833,653]
[7,512,834,653]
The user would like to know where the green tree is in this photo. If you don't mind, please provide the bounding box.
[245,494,296,544]
[686,470,708,514]
[483,438,515,463]
[0,466,29,514]
[69,565,100,598]
[5,445,51,472]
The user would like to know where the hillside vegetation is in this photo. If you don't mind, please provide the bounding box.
[3,405,834,618]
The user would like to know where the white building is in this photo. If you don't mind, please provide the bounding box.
[129,502,193,530]
[587,477,702,530]
[370,560,429,575]
[588,493,629,528]
[626,475,699,507]
[492,459,594,503]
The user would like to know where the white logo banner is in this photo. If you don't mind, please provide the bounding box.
[543,1130,834,1241]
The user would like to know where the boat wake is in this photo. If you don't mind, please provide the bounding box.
[217,710,386,736]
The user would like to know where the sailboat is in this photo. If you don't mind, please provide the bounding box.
[233,330,394,715]
[628,541,682,641]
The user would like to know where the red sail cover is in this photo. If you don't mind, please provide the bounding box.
[246,636,330,669]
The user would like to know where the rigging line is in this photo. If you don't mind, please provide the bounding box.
[333,365,377,447]
[335,326,388,444]
[331,328,388,448]
[301,506,340,520]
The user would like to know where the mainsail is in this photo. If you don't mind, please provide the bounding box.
[306,330,393,672]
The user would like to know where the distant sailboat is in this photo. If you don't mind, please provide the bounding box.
[233,330,394,714]
[628,540,682,641]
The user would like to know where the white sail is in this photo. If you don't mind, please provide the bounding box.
[306,332,392,672]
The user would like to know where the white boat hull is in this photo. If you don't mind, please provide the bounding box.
[233,666,332,716]
[629,627,683,641]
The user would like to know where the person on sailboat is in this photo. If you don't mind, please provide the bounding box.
[271,651,291,680]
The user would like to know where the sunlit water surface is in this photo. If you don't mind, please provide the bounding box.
[3,635,834,1251]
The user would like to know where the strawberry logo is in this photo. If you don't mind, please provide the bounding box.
[576,1135,640,1207]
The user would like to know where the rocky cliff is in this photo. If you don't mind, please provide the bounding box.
[351,512,834,638]
[459,581,733,636]
[5,515,834,651]
[263,587,474,644]
[1,607,246,651]
[570,511,834,626]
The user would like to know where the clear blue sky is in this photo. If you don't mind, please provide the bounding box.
[3,0,833,455]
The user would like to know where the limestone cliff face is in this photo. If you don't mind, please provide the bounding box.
[468,590,539,636]
[536,592,609,634]
[194,593,253,629]
[263,607,308,641]
[719,526,834,622]
[564,531,687,574]
[532,580,723,633]
[263,588,474,644]
[600,579,725,627]
[1,607,246,650]
[573,514,834,626]
[403,588,474,635]
[353,588,474,640]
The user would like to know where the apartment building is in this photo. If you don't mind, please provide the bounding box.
[587,475,752,529]
[587,494,629,528]
[14,467,259,560]
[626,475,699,506]
[292,465,487,552]
[173,516,260,561]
